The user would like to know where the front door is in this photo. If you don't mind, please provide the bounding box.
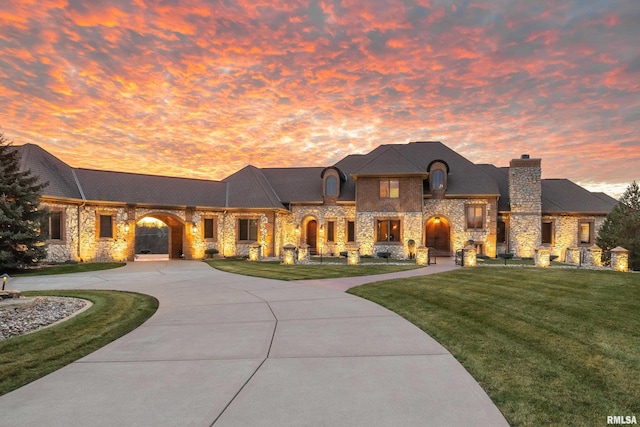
[306,220,317,254]
[425,218,451,256]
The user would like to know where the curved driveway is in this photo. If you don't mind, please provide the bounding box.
[0,261,507,426]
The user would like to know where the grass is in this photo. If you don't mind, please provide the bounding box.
[347,267,640,426]
[0,290,158,396]
[8,262,126,276]
[205,258,421,280]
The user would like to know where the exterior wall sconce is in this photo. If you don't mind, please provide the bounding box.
[434,217,441,224]
[192,222,198,234]
[124,223,130,233]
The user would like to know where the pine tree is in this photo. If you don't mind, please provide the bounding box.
[596,181,640,270]
[0,132,49,270]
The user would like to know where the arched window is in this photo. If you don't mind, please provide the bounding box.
[326,175,338,197]
[431,169,445,190]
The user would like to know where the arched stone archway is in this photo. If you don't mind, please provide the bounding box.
[425,216,451,256]
[301,216,319,255]
[135,212,186,259]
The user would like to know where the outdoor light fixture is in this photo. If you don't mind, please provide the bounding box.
[192,222,198,233]
[124,223,130,233]
[434,217,441,224]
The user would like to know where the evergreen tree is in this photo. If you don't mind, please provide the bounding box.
[596,181,640,270]
[0,133,49,270]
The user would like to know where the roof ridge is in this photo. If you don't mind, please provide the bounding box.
[74,167,222,183]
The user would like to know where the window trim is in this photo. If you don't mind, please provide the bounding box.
[237,218,259,242]
[346,220,356,243]
[379,179,400,199]
[326,220,336,243]
[45,209,65,242]
[541,219,555,246]
[97,213,115,240]
[203,217,217,240]
[376,218,402,244]
[578,220,594,246]
[465,204,486,231]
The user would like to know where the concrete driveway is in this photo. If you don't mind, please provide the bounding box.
[0,261,508,426]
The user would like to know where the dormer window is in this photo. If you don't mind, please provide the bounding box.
[428,160,448,197]
[321,167,344,203]
[431,170,444,190]
[326,176,338,197]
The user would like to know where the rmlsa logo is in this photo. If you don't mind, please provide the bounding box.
[608,415,637,425]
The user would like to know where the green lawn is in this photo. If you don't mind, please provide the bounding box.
[8,262,126,276]
[348,268,640,427]
[0,290,158,396]
[205,258,420,280]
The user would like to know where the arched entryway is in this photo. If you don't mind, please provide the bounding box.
[425,216,451,256]
[135,213,185,260]
[306,219,318,254]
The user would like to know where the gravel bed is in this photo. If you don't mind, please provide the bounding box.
[0,297,88,341]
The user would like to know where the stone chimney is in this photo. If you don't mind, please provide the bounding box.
[508,155,542,258]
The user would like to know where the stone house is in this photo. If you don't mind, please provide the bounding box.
[15,141,616,263]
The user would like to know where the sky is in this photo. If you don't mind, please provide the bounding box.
[1,0,638,198]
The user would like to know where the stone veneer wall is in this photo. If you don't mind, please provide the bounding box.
[543,215,607,261]
[508,158,542,258]
[423,198,498,257]
[42,202,80,263]
[355,211,422,258]
[290,205,357,255]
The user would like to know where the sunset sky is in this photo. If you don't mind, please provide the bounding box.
[1,0,638,197]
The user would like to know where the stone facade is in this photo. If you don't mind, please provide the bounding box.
[508,157,542,258]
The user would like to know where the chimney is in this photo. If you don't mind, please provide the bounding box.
[508,155,542,258]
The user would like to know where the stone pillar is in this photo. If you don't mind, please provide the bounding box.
[611,246,629,272]
[282,244,296,265]
[585,245,602,267]
[535,246,550,268]
[298,243,310,263]
[249,243,261,261]
[565,247,581,265]
[462,245,476,267]
[347,246,360,265]
[508,155,542,258]
[416,246,429,266]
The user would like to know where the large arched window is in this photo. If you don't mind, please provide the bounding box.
[326,175,338,197]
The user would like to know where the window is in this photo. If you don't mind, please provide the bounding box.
[497,220,506,243]
[579,222,593,245]
[326,221,335,242]
[377,219,401,242]
[238,218,258,241]
[204,218,216,240]
[325,176,338,197]
[379,179,399,198]
[347,220,355,242]
[99,214,114,239]
[541,220,554,245]
[465,205,485,230]
[431,170,445,190]
[43,210,63,240]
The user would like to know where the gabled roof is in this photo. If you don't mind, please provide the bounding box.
[351,145,426,176]
[476,164,510,210]
[223,165,284,209]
